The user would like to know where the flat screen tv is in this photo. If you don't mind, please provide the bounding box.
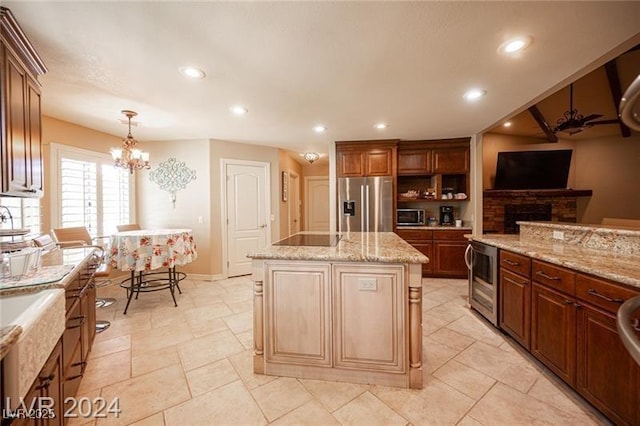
[493,149,572,190]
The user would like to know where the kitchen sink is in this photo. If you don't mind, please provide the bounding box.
[1,289,66,407]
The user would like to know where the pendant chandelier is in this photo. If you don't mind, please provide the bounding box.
[110,110,150,174]
[302,152,320,164]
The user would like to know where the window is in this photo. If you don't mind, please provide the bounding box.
[0,197,41,233]
[51,144,133,237]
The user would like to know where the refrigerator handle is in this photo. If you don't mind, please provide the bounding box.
[365,185,370,232]
[360,184,366,231]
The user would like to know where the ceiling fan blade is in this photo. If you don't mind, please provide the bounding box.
[587,119,620,125]
[581,114,603,123]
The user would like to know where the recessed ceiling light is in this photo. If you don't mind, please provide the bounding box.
[313,125,327,133]
[374,123,388,130]
[498,36,533,55]
[463,88,486,101]
[230,106,248,115]
[179,66,206,79]
[503,121,512,127]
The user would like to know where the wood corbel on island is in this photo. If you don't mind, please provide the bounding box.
[248,232,428,389]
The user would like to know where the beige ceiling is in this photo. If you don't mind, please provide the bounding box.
[4,1,640,157]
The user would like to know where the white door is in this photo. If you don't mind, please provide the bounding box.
[305,176,330,232]
[289,172,301,235]
[224,161,270,277]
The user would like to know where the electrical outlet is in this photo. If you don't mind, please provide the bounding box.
[358,278,377,291]
[198,216,204,224]
[552,230,564,240]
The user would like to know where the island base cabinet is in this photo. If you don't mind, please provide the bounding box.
[255,260,422,389]
[264,262,332,367]
[333,264,405,372]
[576,304,640,425]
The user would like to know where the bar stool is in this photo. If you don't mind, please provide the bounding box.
[51,227,114,333]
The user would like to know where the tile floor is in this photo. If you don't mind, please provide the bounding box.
[72,275,611,425]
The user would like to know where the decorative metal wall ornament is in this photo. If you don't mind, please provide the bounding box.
[149,158,197,207]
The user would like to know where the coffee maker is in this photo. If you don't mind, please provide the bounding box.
[439,205,455,226]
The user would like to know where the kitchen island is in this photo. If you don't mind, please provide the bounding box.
[247,232,428,389]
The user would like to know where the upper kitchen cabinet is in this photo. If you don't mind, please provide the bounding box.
[398,139,470,175]
[336,140,398,177]
[398,148,432,175]
[1,7,47,197]
[397,138,471,201]
[432,143,469,174]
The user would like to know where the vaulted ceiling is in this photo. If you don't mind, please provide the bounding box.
[490,46,640,141]
[4,2,640,157]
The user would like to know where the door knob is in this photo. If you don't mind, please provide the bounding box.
[260,224,267,228]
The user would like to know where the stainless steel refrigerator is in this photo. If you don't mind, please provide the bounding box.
[338,176,393,232]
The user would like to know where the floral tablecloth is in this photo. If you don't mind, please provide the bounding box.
[109,228,197,272]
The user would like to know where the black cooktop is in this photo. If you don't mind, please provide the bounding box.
[273,234,342,247]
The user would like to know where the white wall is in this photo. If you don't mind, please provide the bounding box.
[137,139,211,277]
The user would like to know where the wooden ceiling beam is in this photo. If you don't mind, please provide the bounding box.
[528,105,558,142]
[604,60,631,138]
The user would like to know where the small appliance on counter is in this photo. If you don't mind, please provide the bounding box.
[439,205,455,226]
[397,208,426,226]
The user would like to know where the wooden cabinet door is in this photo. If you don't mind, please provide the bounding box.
[333,263,405,372]
[432,240,468,277]
[265,262,332,366]
[395,229,432,276]
[432,147,469,174]
[412,242,433,275]
[365,149,393,176]
[337,150,365,177]
[12,340,63,426]
[531,282,576,386]
[398,150,431,175]
[26,77,43,195]
[3,49,29,195]
[1,48,43,197]
[577,304,640,426]
[40,340,63,426]
[499,269,531,349]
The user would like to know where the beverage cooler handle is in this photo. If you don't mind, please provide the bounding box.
[464,244,473,270]
[360,185,365,231]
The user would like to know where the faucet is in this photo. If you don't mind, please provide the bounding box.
[0,205,15,241]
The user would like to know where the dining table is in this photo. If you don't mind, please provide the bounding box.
[108,228,197,314]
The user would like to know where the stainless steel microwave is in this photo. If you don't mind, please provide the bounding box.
[397,209,426,226]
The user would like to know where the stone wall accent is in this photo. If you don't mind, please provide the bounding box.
[483,191,582,234]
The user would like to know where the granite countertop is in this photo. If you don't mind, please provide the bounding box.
[0,325,22,360]
[397,225,473,231]
[0,248,98,360]
[0,247,97,296]
[247,232,429,264]
[471,234,640,289]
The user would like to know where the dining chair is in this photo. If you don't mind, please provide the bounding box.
[116,223,141,232]
[32,233,57,252]
[51,226,114,333]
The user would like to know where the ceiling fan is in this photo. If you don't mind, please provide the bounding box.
[553,83,620,135]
